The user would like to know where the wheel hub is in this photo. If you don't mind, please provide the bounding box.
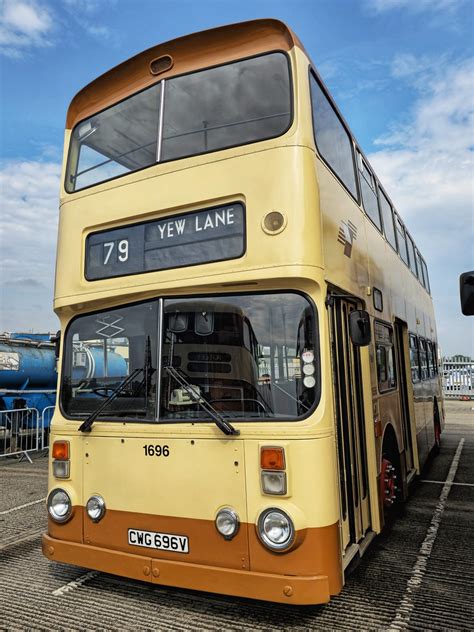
[381,457,399,508]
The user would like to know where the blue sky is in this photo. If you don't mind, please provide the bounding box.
[0,0,473,356]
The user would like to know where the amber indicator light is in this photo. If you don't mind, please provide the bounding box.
[52,440,70,461]
[260,447,285,470]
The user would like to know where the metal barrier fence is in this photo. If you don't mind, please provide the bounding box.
[0,408,41,462]
[442,360,473,399]
[41,405,55,450]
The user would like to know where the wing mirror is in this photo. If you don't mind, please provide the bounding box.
[349,310,371,346]
[50,330,61,359]
[460,271,474,316]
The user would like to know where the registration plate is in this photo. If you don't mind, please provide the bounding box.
[128,528,189,553]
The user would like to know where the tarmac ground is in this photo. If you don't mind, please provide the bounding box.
[1,400,473,630]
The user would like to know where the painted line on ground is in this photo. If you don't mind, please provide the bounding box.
[0,529,44,551]
[0,498,46,515]
[52,571,100,596]
[0,467,48,475]
[388,438,465,631]
[421,479,474,487]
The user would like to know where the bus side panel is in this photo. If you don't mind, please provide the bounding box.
[244,437,343,595]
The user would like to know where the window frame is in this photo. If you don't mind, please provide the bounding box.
[406,232,418,279]
[309,68,360,204]
[377,183,398,253]
[431,341,439,375]
[61,300,160,421]
[419,337,429,381]
[65,50,295,194]
[415,248,426,288]
[374,320,397,393]
[394,212,410,267]
[409,333,421,384]
[421,257,431,294]
[427,340,436,378]
[356,151,383,233]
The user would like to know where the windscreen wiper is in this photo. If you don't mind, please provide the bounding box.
[164,365,240,436]
[78,367,143,433]
[79,336,155,433]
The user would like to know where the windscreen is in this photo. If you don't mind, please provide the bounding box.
[62,302,158,419]
[61,293,318,422]
[161,293,317,421]
[66,52,291,192]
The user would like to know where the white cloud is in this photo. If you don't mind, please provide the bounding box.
[62,0,116,44]
[0,160,60,332]
[0,0,117,57]
[368,57,474,356]
[366,0,463,13]
[0,0,53,57]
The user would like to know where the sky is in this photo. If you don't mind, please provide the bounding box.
[0,0,473,357]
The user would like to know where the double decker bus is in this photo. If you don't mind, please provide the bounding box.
[43,19,443,605]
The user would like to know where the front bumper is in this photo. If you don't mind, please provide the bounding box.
[42,533,331,605]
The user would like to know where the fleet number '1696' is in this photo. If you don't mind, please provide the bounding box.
[143,444,170,457]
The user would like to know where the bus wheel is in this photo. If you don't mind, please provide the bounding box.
[381,456,399,512]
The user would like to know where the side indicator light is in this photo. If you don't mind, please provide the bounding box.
[52,440,70,460]
[261,447,285,471]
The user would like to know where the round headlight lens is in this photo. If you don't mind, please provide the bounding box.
[86,495,106,522]
[47,488,72,523]
[302,363,315,376]
[215,507,240,540]
[258,508,295,551]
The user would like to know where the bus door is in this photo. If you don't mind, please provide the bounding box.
[394,320,414,474]
[329,295,371,558]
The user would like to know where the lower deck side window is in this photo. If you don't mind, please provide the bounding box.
[374,322,397,392]
[409,333,421,383]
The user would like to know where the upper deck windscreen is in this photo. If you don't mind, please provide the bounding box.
[66,52,291,192]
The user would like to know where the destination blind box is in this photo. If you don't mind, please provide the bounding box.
[85,202,245,281]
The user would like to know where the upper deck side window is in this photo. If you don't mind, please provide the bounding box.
[421,258,431,293]
[66,52,292,193]
[395,214,409,266]
[415,248,425,287]
[406,233,418,277]
[357,152,382,232]
[309,73,358,200]
[378,188,397,251]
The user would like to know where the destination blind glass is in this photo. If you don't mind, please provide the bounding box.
[85,202,245,280]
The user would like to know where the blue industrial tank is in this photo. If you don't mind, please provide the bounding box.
[1,334,129,432]
[0,334,57,426]
[0,335,56,389]
[71,344,128,381]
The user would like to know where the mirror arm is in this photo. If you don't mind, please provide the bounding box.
[325,293,354,309]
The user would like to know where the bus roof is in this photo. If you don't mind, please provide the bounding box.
[66,19,302,130]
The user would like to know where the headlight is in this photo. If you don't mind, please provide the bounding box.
[215,507,239,540]
[86,495,106,522]
[257,508,295,551]
[261,470,287,495]
[47,488,72,523]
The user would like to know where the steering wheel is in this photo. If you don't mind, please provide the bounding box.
[92,387,116,397]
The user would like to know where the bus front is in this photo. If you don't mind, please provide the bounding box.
[43,19,343,605]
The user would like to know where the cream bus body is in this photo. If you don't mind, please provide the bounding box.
[43,19,443,605]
